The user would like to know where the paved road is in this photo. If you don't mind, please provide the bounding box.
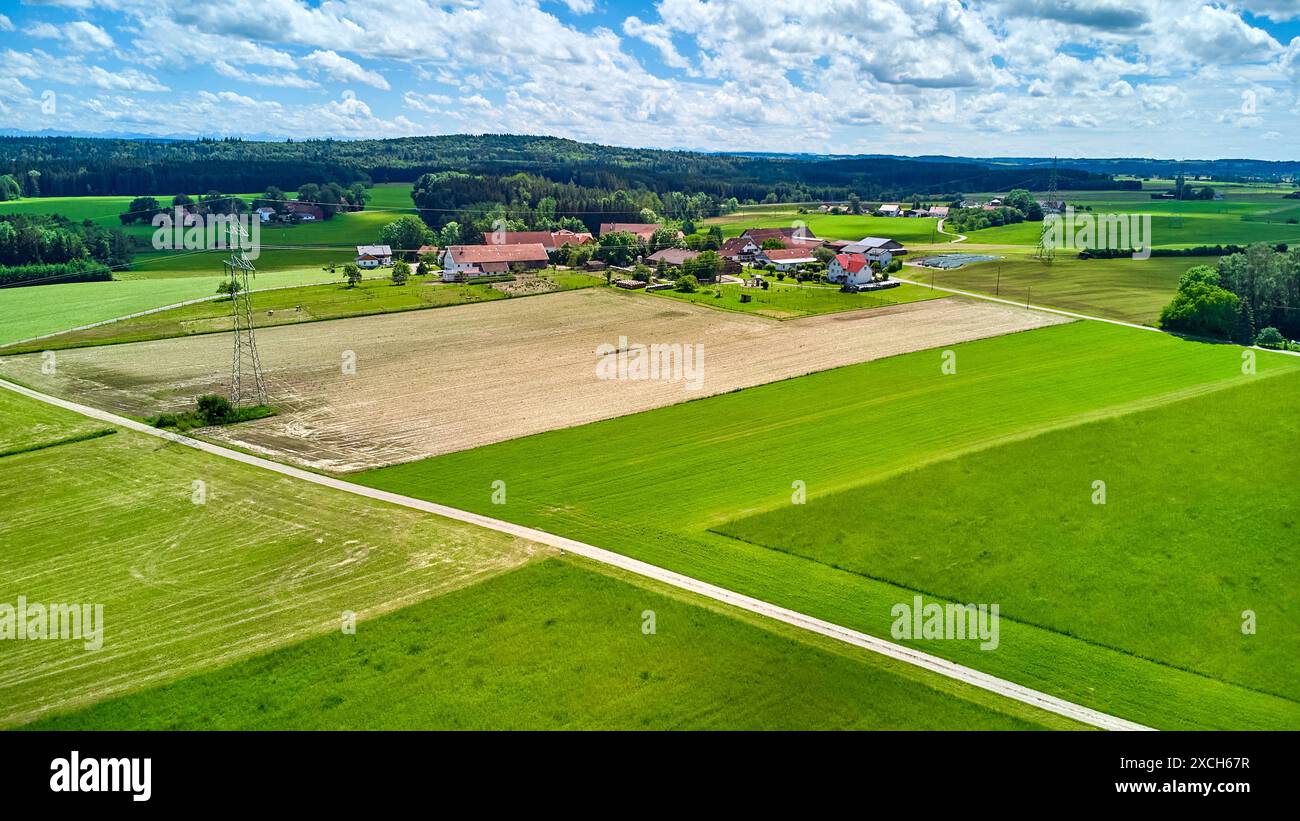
[1,376,1152,731]
[936,218,967,243]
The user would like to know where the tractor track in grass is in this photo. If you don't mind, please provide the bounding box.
[1,375,1152,731]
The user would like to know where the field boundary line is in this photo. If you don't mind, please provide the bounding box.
[0,376,1152,732]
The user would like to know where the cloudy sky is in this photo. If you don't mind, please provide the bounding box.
[1,0,1298,159]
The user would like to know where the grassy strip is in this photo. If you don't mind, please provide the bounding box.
[0,427,115,458]
[649,280,940,319]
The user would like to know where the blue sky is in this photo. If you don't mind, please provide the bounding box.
[1,0,1297,159]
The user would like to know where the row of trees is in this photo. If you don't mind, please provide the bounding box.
[0,214,131,269]
[1159,245,1300,343]
[121,182,369,225]
[946,189,1044,233]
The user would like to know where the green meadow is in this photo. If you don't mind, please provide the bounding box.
[0,388,539,728]
[704,209,943,244]
[23,558,1075,731]
[648,280,940,318]
[909,253,1201,325]
[354,320,1300,729]
[0,184,422,345]
[0,388,113,455]
[719,371,1300,702]
[0,267,342,346]
[0,387,1073,731]
[2,273,603,354]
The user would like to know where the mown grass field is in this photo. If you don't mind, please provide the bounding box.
[0,388,113,454]
[0,267,345,346]
[704,209,942,244]
[718,371,1300,703]
[648,280,940,318]
[962,212,1300,248]
[908,253,1203,325]
[22,558,1077,731]
[354,320,1300,729]
[1,273,603,354]
[0,389,541,728]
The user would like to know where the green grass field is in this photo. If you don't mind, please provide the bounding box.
[704,209,942,244]
[1,273,603,354]
[908,253,1202,325]
[0,390,540,728]
[0,267,346,346]
[962,213,1300,248]
[0,388,114,454]
[353,320,1300,729]
[22,558,1077,730]
[718,371,1300,702]
[0,386,1077,730]
[648,280,940,318]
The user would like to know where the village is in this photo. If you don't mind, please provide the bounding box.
[351,213,925,295]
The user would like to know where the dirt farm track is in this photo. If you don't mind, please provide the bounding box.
[0,289,1068,471]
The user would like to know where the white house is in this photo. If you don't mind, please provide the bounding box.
[355,244,393,269]
[877,203,902,217]
[255,207,276,223]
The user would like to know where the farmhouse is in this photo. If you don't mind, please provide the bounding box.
[286,201,323,221]
[927,205,950,219]
[756,247,818,271]
[647,248,699,267]
[255,206,276,222]
[842,236,905,255]
[877,203,902,217]
[719,236,760,261]
[441,243,549,279]
[355,244,393,269]
[741,227,821,248]
[827,254,875,286]
[598,223,665,243]
[481,229,594,252]
[416,244,439,259]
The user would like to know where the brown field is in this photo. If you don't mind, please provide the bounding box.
[0,289,1068,471]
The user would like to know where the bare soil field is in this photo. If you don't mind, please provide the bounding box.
[0,289,1068,471]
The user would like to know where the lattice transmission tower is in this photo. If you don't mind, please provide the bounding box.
[1035,157,1059,261]
[224,243,267,409]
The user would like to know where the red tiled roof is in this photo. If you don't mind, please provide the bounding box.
[447,243,549,264]
[761,248,818,261]
[598,223,662,241]
[834,253,870,274]
[481,230,593,250]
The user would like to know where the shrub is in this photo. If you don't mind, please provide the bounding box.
[1158,282,1239,339]
[196,394,234,425]
[675,274,699,293]
[1256,326,1286,349]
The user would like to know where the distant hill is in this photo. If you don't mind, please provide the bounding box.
[0,133,1291,202]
